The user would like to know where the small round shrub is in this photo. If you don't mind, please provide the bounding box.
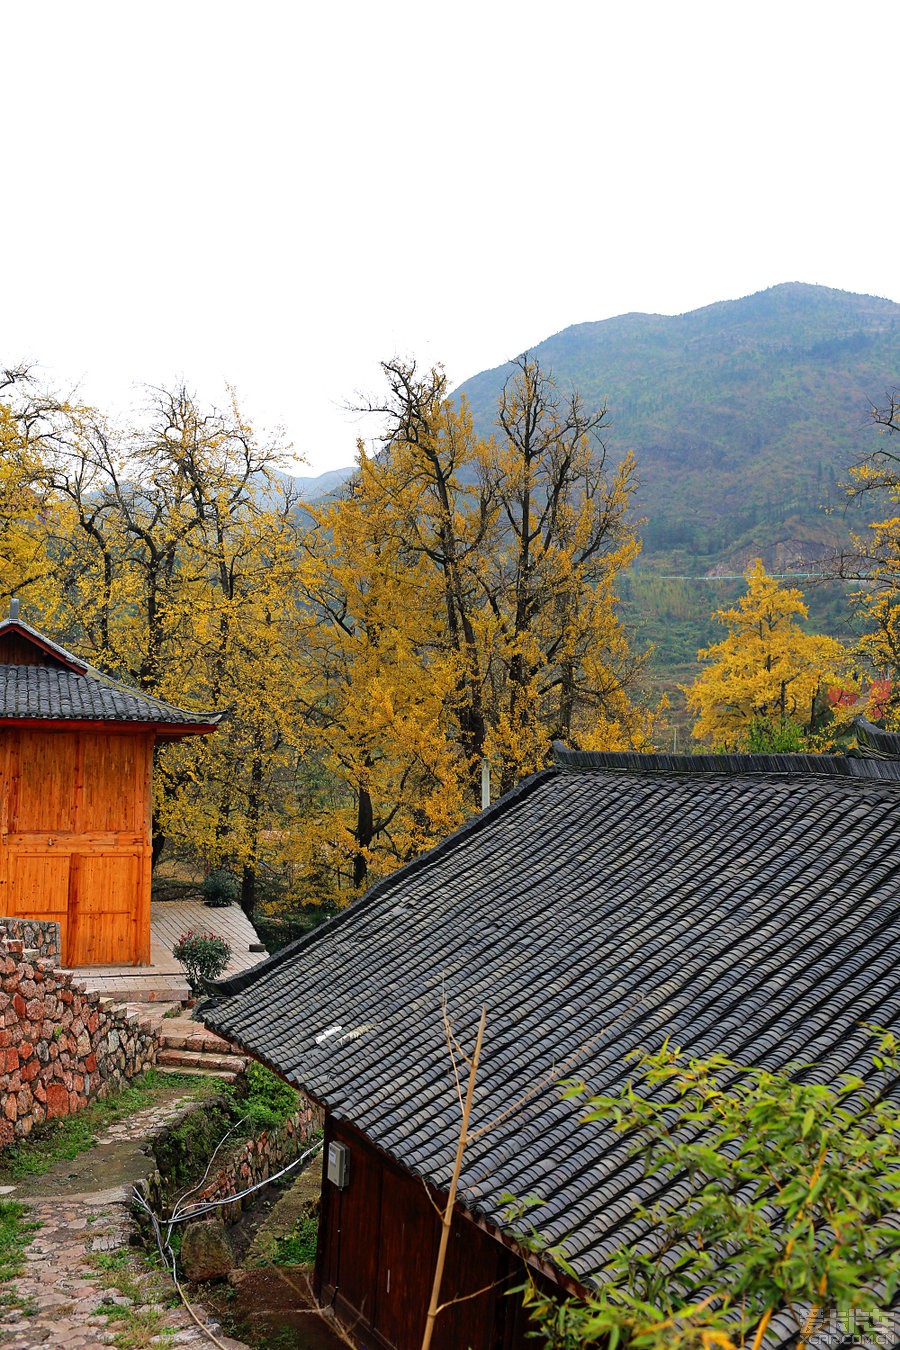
[201,869,241,908]
[172,930,232,996]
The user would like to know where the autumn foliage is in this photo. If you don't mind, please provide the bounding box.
[0,358,653,909]
[683,560,855,749]
[832,388,900,727]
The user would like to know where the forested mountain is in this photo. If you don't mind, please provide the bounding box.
[295,284,900,721]
[455,282,900,574]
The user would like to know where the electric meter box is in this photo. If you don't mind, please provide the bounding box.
[327,1141,350,1189]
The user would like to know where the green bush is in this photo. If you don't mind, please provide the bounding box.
[746,715,809,753]
[241,1061,301,1129]
[517,1036,900,1349]
[274,1212,318,1265]
[201,869,241,908]
[172,931,232,996]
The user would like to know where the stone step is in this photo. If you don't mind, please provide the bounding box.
[157,1030,234,1055]
[157,1047,247,1073]
[84,985,191,1003]
[157,1065,242,1084]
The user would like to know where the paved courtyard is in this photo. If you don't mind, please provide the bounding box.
[62,901,268,1002]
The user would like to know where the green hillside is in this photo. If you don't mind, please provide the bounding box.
[456,282,900,572]
[455,283,900,727]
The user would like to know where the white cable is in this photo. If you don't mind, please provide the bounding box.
[164,1140,323,1237]
[131,1139,324,1350]
[168,1113,251,1220]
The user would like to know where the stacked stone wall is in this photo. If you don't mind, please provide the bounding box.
[194,1099,323,1223]
[0,918,61,962]
[137,1096,323,1226]
[0,926,160,1147]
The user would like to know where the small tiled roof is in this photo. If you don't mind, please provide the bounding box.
[0,617,221,730]
[203,752,900,1328]
[855,715,900,760]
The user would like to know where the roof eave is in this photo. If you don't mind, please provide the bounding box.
[0,717,221,736]
[154,720,222,740]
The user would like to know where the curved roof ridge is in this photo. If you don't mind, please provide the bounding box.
[855,716,900,760]
[550,742,900,779]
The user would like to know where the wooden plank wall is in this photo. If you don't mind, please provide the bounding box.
[0,728,154,966]
[317,1119,535,1350]
[0,633,58,666]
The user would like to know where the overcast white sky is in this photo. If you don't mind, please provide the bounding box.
[2,1,897,473]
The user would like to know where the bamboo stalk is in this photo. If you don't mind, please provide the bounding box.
[420,1005,487,1350]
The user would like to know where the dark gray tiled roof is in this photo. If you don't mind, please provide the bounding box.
[0,619,220,727]
[0,662,220,726]
[204,757,900,1322]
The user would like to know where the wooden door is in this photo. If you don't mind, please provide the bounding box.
[320,1124,385,1324]
[5,850,70,957]
[373,1166,439,1349]
[68,852,140,966]
[4,847,141,966]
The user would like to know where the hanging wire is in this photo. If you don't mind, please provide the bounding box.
[132,1138,324,1349]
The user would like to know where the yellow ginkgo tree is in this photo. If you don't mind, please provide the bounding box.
[683,560,855,749]
[0,356,656,910]
[832,388,900,727]
[293,446,467,892]
[0,367,54,602]
[358,355,657,800]
[9,377,310,912]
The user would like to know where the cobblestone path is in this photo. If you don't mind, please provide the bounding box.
[0,1091,249,1350]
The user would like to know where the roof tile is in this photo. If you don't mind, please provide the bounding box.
[204,758,900,1323]
[0,663,219,726]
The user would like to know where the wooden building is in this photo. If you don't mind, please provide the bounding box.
[0,605,220,966]
[204,741,900,1349]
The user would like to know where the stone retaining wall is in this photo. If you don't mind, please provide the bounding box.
[0,918,61,962]
[0,928,160,1147]
[195,1098,323,1223]
[136,1095,323,1227]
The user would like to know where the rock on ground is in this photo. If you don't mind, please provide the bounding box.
[181,1217,235,1282]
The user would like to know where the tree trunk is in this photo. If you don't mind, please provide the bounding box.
[151,743,167,868]
[240,753,264,918]
[354,783,374,889]
[240,863,256,918]
[151,820,166,870]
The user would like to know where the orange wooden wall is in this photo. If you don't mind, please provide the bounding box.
[0,728,153,966]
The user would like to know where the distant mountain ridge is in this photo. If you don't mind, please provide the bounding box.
[289,284,900,575]
[285,466,355,500]
[283,285,900,715]
[454,282,900,572]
